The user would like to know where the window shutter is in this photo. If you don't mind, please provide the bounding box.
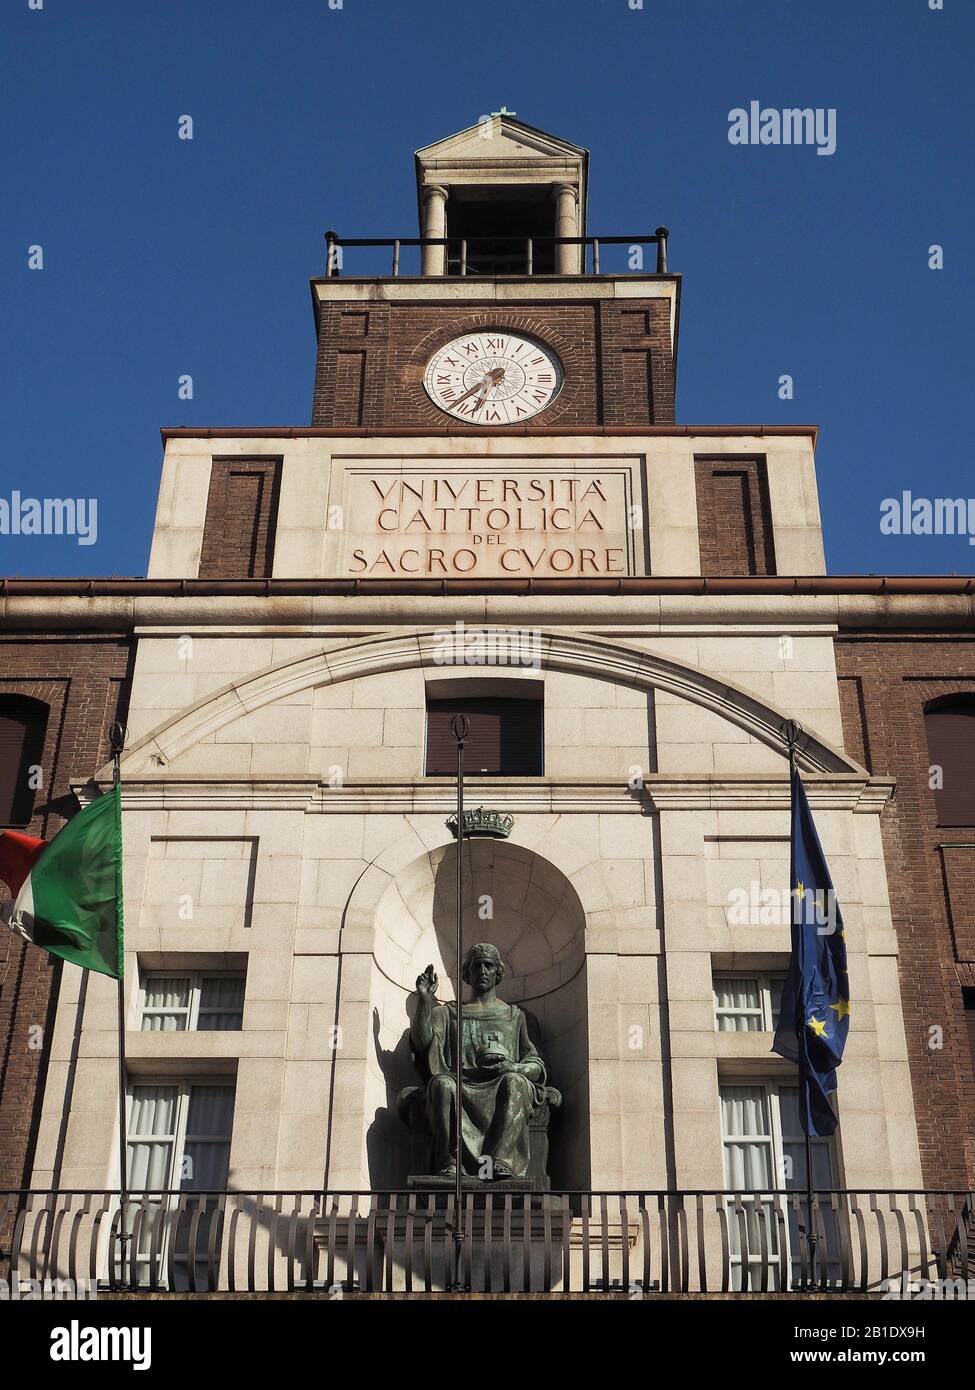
[0,698,48,827]
[925,698,975,826]
[425,698,543,776]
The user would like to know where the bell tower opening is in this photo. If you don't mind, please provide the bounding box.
[446,187,558,275]
[415,114,587,276]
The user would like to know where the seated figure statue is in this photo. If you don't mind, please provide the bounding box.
[401,942,555,1182]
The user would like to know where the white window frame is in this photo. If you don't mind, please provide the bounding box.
[124,1078,235,1289]
[713,971,785,1033]
[125,1079,236,1191]
[719,1080,840,1290]
[139,971,246,1032]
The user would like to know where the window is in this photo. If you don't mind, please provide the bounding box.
[127,1081,235,1191]
[720,1083,840,1290]
[140,973,246,1031]
[713,974,785,1032]
[425,696,543,776]
[126,1081,235,1288]
[924,695,975,826]
[0,696,48,827]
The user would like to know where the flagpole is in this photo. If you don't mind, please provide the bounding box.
[109,721,128,1288]
[449,713,470,1292]
[784,718,817,1291]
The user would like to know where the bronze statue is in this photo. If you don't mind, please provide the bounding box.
[407,943,550,1181]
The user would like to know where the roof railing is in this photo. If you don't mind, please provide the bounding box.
[322,230,670,278]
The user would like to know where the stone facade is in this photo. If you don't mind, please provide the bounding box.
[22,584,922,1198]
[4,117,969,1230]
[159,430,823,583]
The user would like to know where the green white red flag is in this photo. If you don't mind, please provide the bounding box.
[0,786,123,980]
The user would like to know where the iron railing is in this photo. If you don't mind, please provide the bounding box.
[323,231,670,278]
[2,1188,971,1295]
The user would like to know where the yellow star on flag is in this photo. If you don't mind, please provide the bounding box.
[794,881,805,900]
[807,1015,828,1038]
[830,998,851,1021]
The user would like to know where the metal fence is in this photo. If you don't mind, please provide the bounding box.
[2,1189,971,1295]
[322,231,670,278]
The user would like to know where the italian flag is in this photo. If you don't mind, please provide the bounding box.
[0,786,123,980]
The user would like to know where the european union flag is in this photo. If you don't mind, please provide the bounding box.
[772,769,850,1136]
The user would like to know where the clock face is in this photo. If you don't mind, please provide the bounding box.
[424,331,564,424]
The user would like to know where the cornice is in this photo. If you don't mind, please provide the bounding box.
[75,773,894,816]
[4,588,973,632]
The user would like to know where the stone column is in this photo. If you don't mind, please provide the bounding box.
[553,182,579,274]
[421,184,449,276]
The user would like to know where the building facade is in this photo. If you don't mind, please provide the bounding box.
[2,116,972,1291]
[0,626,132,1188]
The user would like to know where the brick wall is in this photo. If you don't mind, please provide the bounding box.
[0,636,132,1189]
[834,636,975,1189]
[311,299,676,428]
[198,459,282,579]
[695,457,776,576]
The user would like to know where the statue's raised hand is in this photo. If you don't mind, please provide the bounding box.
[415,964,438,1004]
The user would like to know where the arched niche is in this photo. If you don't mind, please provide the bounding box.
[367,840,591,1188]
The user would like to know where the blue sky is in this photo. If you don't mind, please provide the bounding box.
[2,0,972,577]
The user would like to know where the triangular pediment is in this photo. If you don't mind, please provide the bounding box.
[416,116,587,167]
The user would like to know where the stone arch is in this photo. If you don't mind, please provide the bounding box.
[110,628,863,777]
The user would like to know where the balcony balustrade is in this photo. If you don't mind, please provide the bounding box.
[2,1187,971,1296]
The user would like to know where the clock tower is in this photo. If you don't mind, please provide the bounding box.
[312,113,676,435]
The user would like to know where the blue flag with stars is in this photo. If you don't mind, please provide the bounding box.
[772,769,850,1136]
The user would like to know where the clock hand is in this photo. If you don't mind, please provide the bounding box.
[452,376,493,407]
[475,369,507,410]
[474,368,506,407]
